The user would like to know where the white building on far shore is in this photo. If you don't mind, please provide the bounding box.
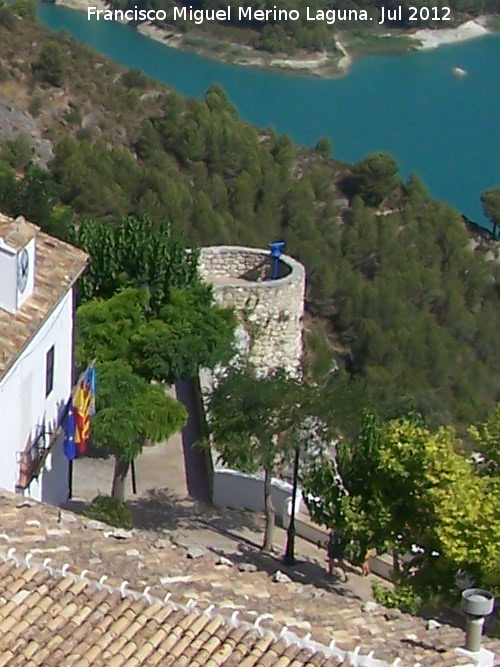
[0,214,88,505]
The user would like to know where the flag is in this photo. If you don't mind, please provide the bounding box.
[71,364,97,456]
[86,365,96,416]
[73,382,91,455]
[62,399,77,461]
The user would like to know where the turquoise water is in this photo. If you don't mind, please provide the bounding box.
[37,3,500,226]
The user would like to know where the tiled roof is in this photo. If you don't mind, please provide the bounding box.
[0,215,37,251]
[0,491,491,667]
[0,556,343,667]
[0,214,88,379]
[0,503,342,667]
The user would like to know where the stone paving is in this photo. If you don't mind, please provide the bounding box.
[0,490,495,667]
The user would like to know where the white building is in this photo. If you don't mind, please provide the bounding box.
[0,213,88,505]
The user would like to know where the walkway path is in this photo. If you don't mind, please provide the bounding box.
[73,381,209,502]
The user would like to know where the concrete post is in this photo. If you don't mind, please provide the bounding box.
[465,615,485,652]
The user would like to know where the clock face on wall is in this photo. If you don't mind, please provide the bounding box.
[17,248,29,294]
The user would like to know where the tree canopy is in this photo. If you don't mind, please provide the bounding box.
[76,285,236,384]
[303,408,500,596]
[130,283,237,384]
[480,186,500,238]
[206,366,327,551]
[70,215,199,312]
[348,152,400,206]
[92,360,187,499]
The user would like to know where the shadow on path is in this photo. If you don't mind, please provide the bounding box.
[128,488,263,534]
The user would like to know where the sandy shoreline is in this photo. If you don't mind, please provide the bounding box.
[48,1,494,76]
[136,22,343,74]
[411,17,491,49]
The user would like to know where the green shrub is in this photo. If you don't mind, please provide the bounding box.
[32,42,67,87]
[28,94,43,117]
[10,0,36,19]
[83,494,133,529]
[121,68,148,89]
[1,134,34,171]
[372,581,423,615]
[64,103,82,126]
[0,7,15,30]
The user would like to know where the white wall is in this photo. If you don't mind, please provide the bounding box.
[0,289,74,505]
[0,245,17,314]
[213,467,306,520]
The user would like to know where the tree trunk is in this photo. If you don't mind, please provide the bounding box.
[111,457,130,501]
[392,549,400,580]
[262,466,275,552]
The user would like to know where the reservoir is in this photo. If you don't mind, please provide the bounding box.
[37,4,500,227]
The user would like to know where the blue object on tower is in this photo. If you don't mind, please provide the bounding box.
[269,241,285,280]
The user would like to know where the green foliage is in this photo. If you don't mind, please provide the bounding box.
[469,404,500,473]
[32,41,67,87]
[131,283,236,383]
[10,0,35,19]
[92,359,187,462]
[76,288,148,366]
[1,135,33,171]
[76,284,233,497]
[76,285,236,384]
[348,152,400,206]
[372,581,423,615]
[70,216,199,312]
[208,366,302,474]
[315,136,332,158]
[1,20,500,429]
[0,159,71,237]
[480,186,500,237]
[305,409,500,595]
[121,68,149,89]
[28,94,43,117]
[83,494,133,529]
[0,6,16,29]
[422,431,500,588]
[207,366,328,549]
[303,410,390,546]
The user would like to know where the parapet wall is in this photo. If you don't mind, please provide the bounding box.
[198,246,306,374]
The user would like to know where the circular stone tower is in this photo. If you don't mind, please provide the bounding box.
[198,246,306,375]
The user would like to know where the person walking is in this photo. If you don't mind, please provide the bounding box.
[327,528,349,582]
[361,547,376,576]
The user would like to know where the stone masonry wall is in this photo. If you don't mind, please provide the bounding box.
[198,246,305,374]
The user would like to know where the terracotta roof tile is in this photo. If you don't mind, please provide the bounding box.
[0,214,37,250]
[0,491,495,667]
[0,215,88,379]
[0,551,344,667]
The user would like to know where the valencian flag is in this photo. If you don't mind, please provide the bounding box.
[61,365,96,461]
[73,365,96,455]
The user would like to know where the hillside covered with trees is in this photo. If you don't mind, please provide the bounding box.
[107,0,500,53]
[1,4,500,429]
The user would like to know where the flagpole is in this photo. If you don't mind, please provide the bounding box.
[68,459,73,499]
[131,459,137,495]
